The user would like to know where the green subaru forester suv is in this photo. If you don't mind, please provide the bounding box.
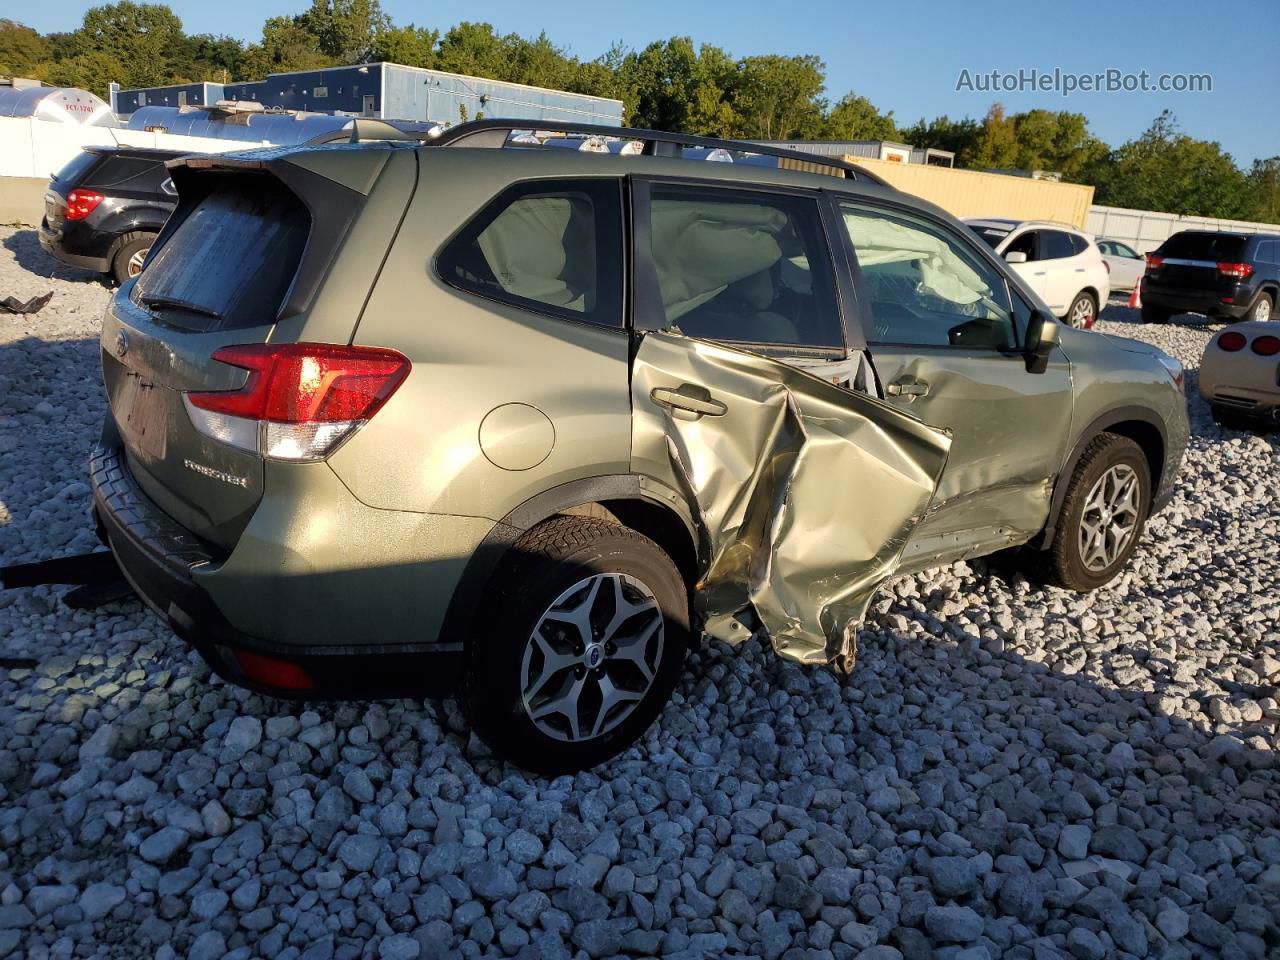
[92,121,1188,771]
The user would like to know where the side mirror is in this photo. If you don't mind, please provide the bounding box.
[1004,251,1028,264]
[1024,311,1060,374]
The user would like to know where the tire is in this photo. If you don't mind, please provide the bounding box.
[111,233,156,285]
[1140,304,1171,324]
[1247,292,1273,324]
[1066,291,1098,329]
[1041,433,1151,591]
[463,516,690,774]
[1211,405,1256,431]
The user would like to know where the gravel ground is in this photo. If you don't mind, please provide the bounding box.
[1,224,1277,960]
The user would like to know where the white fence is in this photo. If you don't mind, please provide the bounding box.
[1087,204,1280,254]
[0,115,267,181]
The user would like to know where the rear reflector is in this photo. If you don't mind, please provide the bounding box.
[233,650,313,690]
[1252,335,1280,357]
[1218,331,1247,352]
[185,343,410,462]
[65,189,103,221]
[1217,262,1254,279]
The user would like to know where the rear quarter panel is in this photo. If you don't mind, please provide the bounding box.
[332,150,633,521]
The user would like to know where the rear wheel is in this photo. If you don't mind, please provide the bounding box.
[1248,292,1273,323]
[1140,304,1171,324]
[1041,433,1151,591]
[1066,291,1097,328]
[463,516,690,773]
[111,233,156,285]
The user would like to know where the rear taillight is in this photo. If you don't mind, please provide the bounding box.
[1217,262,1254,280]
[1217,331,1247,352]
[1145,254,1164,272]
[233,650,313,690]
[1252,335,1280,357]
[64,189,103,221]
[185,343,410,462]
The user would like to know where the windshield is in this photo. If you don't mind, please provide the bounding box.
[968,225,1009,249]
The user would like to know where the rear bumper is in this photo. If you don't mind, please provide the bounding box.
[38,225,110,273]
[90,442,463,698]
[1141,281,1251,319]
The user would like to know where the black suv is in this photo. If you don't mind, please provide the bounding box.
[39,146,186,284]
[1141,230,1280,324]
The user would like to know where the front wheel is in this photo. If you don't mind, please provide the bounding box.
[1066,291,1098,329]
[463,516,690,773]
[1040,433,1151,591]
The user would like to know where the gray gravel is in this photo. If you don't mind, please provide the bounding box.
[1,227,1277,959]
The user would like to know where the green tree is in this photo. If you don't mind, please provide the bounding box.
[373,23,437,69]
[301,0,388,62]
[43,50,126,97]
[731,54,826,139]
[1247,158,1280,224]
[435,22,512,79]
[70,2,185,87]
[1008,109,1108,180]
[821,93,897,141]
[967,103,1019,170]
[900,115,982,163]
[0,19,51,76]
[1091,111,1255,218]
[619,38,738,136]
[240,15,333,78]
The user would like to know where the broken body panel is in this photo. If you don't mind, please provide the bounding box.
[631,332,951,667]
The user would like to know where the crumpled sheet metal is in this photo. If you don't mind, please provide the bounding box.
[1,291,53,315]
[632,333,952,666]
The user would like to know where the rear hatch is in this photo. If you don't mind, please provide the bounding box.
[101,146,405,550]
[1148,232,1247,295]
[44,150,102,230]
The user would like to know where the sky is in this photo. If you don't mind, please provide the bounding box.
[20,0,1280,165]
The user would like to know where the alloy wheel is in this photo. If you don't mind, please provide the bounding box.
[1254,298,1272,323]
[127,248,149,277]
[519,573,664,742]
[1077,464,1141,572]
[1070,296,1095,328]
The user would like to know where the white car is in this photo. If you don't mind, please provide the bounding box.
[966,219,1111,328]
[1096,238,1147,295]
[1199,322,1280,427]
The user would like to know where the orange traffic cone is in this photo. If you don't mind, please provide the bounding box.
[1128,280,1141,309]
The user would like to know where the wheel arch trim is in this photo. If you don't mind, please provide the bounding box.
[1036,406,1168,549]
[436,474,699,645]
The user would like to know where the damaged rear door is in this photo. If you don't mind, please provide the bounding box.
[628,179,951,666]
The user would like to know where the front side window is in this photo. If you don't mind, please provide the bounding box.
[437,179,623,328]
[1113,241,1140,259]
[1005,230,1038,261]
[644,185,843,348]
[842,202,1016,350]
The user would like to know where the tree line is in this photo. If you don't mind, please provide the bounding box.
[2,2,1277,222]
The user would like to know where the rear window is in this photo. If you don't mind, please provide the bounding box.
[52,151,100,186]
[1158,233,1247,261]
[88,156,167,189]
[133,176,310,332]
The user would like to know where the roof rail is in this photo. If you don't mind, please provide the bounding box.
[377,118,886,185]
[310,117,888,184]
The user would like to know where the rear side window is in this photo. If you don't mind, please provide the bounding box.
[1040,231,1077,260]
[1159,232,1247,261]
[1255,240,1277,264]
[1068,233,1090,256]
[437,178,623,328]
[52,151,100,186]
[133,175,310,332]
[88,157,162,189]
[642,185,843,348]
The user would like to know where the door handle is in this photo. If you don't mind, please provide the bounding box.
[1033,271,1047,276]
[886,378,930,398]
[1075,267,1086,273]
[650,384,728,417]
